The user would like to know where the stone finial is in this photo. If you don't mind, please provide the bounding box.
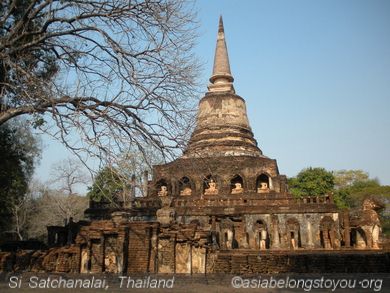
[218,15,224,33]
[208,16,235,93]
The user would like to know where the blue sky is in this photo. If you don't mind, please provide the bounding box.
[35,0,390,187]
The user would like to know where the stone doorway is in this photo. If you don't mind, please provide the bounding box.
[286,218,301,249]
[255,220,269,250]
[320,216,336,249]
[351,227,367,249]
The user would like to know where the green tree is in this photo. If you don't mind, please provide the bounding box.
[333,169,370,189]
[0,120,40,236]
[333,169,382,209]
[87,167,125,203]
[332,188,350,209]
[288,167,334,198]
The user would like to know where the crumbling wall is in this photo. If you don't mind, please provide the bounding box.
[0,211,386,275]
[212,251,390,274]
[156,223,209,274]
[0,220,159,274]
[0,247,80,273]
[127,223,157,273]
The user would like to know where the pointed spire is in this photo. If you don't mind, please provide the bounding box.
[218,15,224,33]
[182,16,262,159]
[208,16,235,93]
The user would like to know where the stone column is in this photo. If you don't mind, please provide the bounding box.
[306,220,314,248]
[130,174,136,199]
[189,244,193,275]
[329,229,335,249]
[271,215,280,249]
[173,234,177,273]
[142,171,148,197]
[171,178,176,196]
[151,226,158,273]
[343,211,351,247]
[211,216,216,231]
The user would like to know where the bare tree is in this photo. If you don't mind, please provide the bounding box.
[26,179,88,241]
[41,190,88,224]
[115,146,164,196]
[49,158,90,195]
[0,0,200,168]
[10,193,34,240]
[46,159,90,223]
[22,180,51,241]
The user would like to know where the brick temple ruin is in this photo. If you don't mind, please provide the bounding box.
[0,17,388,275]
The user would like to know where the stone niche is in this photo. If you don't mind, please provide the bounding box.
[104,234,122,273]
[158,239,174,273]
[191,246,206,274]
[80,244,89,273]
[179,176,193,196]
[156,223,208,274]
[152,156,288,197]
[90,239,102,273]
[175,243,206,274]
[204,176,219,195]
[175,243,191,273]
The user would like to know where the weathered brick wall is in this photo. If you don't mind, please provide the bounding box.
[0,220,160,274]
[0,252,14,272]
[1,218,388,275]
[212,250,390,274]
[1,247,389,274]
[157,238,175,273]
[127,224,152,273]
[0,247,80,273]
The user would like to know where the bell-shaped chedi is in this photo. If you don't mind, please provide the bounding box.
[151,17,288,199]
[183,16,262,158]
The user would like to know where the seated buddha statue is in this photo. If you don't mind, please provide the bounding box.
[257,182,269,193]
[231,182,243,194]
[204,179,218,195]
[180,186,192,196]
[158,185,168,197]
